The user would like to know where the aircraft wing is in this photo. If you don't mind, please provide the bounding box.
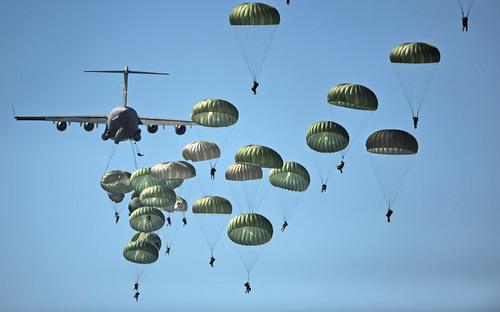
[139,116,196,126]
[14,115,108,124]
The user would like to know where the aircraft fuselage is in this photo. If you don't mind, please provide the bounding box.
[104,106,141,143]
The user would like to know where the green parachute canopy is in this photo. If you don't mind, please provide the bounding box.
[100,170,133,194]
[123,240,159,264]
[173,196,188,212]
[129,207,165,233]
[164,195,188,213]
[131,232,162,251]
[366,129,418,155]
[229,3,280,81]
[191,99,239,127]
[131,191,140,199]
[390,42,441,64]
[306,121,350,153]
[327,83,378,111]
[182,141,221,162]
[192,196,233,215]
[269,161,310,192]
[108,192,124,203]
[151,161,196,180]
[225,163,263,181]
[229,2,281,25]
[227,213,273,246]
[130,168,164,193]
[128,197,142,214]
[235,144,283,169]
[139,185,176,208]
[164,179,184,190]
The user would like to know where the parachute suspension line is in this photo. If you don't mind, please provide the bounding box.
[279,191,305,222]
[393,63,438,118]
[128,140,138,170]
[127,264,147,286]
[393,65,416,117]
[255,185,269,213]
[458,0,465,15]
[340,112,374,158]
[369,156,391,206]
[389,156,415,208]
[103,144,118,174]
[311,152,325,185]
[241,181,269,213]
[165,213,181,246]
[415,64,438,116]
[370,155,415,209]
[110,202,122,214]
[458,0,476,17]
[242,184,255,212]
[233,24,278,81]
[222,124,236,151]
[233,26,255,81]
[252,25,277,80]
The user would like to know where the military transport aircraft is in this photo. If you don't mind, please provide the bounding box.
[14,67,195,144]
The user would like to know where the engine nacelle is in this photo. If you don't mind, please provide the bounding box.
[175,125,186,135]
[83,122,95,132]
[56,121,67,131]
[147,125,158,134]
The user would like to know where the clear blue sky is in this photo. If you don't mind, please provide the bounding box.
[1,1,499,311]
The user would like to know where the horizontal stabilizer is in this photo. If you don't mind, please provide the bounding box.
[84,69,169,75]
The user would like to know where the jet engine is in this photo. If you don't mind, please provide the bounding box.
[83,122,95,132]
[56,121,67,131]
[175,125,186,135]
[147,125,158,134]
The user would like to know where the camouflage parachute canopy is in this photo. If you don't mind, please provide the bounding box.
[192,196,233,215]
[227,213,273,246]
[191,99,238,127]
[129,207,165,233]
[123,240,159,264]
[327,83,378,111]
[151,161,196,180]
[366,129,418,155]
[269,161,310,192]
[390,42,441,64]
[182,141,221,162]
[100,170,133,194]
[235,144,283,169]
[225,163,263,181]
[306,121,349,153]
[229,2,280,26]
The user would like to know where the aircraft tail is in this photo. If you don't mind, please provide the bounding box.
[84,66,169,107]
